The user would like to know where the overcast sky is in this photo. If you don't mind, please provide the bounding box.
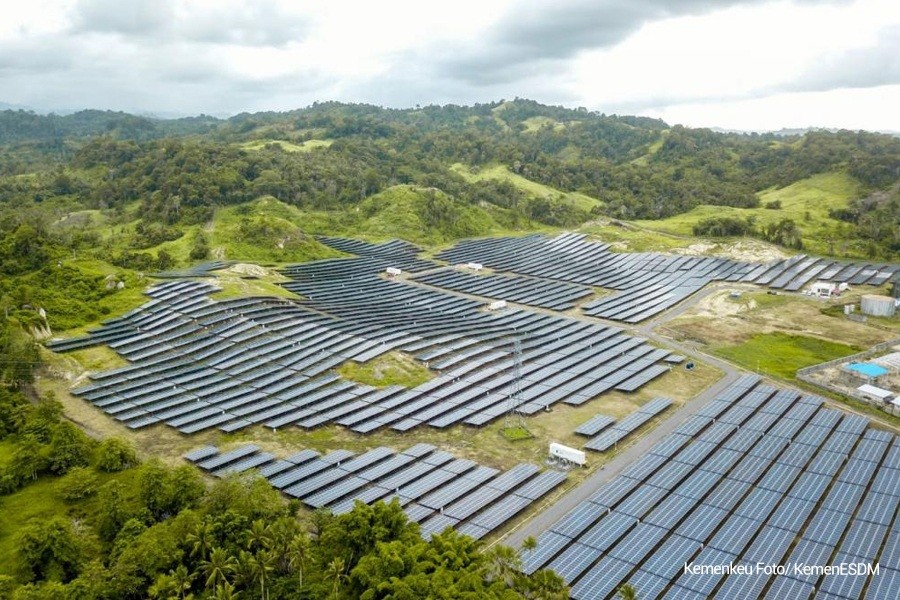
[2,0,898,131]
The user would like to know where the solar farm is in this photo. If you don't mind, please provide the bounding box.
[183,442,566,541]
[49,238,682,434]
[45,231,900,599]
[436,233,899,323]
[523,376,898,600]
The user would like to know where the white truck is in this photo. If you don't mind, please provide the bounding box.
[550,442,586,466]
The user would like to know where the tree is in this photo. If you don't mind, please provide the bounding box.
[250,551,275,600]
[47,421,93,474]
[17,517,84,583]
[139,460,203,521]
[202,547,236,591]
[10,434,46,483]
[326,557,346,600]
[0,387,29,438]
[618,583,638,600]
[246,519,271,552]
[95,437,139,472]
[60,466,99,502]
[187,520,216,563]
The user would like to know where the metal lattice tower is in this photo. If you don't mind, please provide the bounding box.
[505,336,526,429]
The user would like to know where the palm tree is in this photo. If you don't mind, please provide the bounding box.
[618,583,638,600]
[202,547,237,590]
[287,533,310,587]
[187,521,215,562]
[521,536,538,553]
[486,545,522,587]
[250,550,275,600]
[171,564,195,600]
[212,582,241,600]
[246,519,271,552]
[326,557,347,599]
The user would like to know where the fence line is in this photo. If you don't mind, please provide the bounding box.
[796,337,900,377]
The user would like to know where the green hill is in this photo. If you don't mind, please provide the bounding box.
[633,173,865,256]
[451,163,602,212]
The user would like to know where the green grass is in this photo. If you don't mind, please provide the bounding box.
[346,184,534,245]
[209,197,345,263]
[500,426,534,441]
[451,163,603,212]
[578,222,695,253]
[630,130,668,166]
[713,332,862,380]
[633,172,862,255]
[337,351,434,389]
[238,139,333,152]
[0,467,141,578]
[210,276,298,300]
[0,440,14,471]
[521,116,566,133]
[0,478,70,576]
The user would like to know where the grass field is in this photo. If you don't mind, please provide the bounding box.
[521,116,567,133]
[579,221,695,253]
[451,163,603,212]
[713,332,861,379]
[337,351,434,389]
[238,138,333,152]
[633,172,862,256]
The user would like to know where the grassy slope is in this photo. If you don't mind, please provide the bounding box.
[633,172,861,255]
[209,197,345,263]
[0,468,141,577]
[521,116,567,133]
[238,139,334,152]
[345,184,536,245]
[579,221,696,253]
[451,163,603,212]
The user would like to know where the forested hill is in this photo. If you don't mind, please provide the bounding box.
[0,99,898,259]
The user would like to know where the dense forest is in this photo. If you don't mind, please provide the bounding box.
[0,392,567,599]
[0,100,898,261]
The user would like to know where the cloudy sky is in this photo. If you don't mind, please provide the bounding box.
[2,0,898,131]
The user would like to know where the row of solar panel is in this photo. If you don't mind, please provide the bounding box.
[184,442,567,541]
[435,233,898,324]
[582,398,673,452]
[520,376,898,600]
[57,264,677,434]
[412,269,593,311]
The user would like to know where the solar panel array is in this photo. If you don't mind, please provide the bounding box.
[437,233,899,323]
[49,246,676,434]
[575,413,617,437]
[582,398,673,453]
[185,443,567,540]
[151,260,234,279]
[521,376,899,600]
[412,270,593,310]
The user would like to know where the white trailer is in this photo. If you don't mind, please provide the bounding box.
[465,262,483,271]
[385,267,402,277]
[487,300,507,311]
[550,442,586,466]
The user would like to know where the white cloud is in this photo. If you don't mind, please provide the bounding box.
[0,0,896,130]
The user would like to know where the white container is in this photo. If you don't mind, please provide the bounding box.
[385,267,402,276]
[465,262,483,271]
[488,300,507,311]
[550,442,586,466]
